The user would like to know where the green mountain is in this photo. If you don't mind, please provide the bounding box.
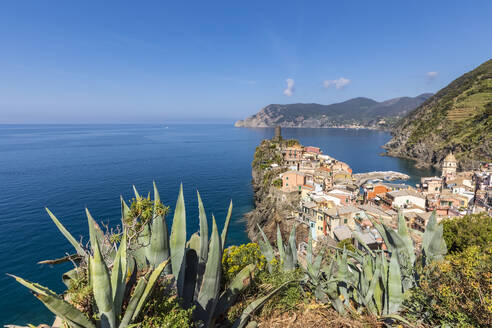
[384,58,492,169]
[234,94,432,129]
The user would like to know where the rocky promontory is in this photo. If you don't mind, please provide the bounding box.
[243,138,309,244]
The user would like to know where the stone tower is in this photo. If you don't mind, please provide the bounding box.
[274,125,282,141]
[442,152,458,178]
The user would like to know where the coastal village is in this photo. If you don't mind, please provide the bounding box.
[258,126,492,250]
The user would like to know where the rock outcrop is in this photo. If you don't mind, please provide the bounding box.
[244,139,309,244]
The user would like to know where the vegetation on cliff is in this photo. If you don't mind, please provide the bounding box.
[385,58,492,169]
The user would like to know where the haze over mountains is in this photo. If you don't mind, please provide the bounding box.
[234,94,432,129]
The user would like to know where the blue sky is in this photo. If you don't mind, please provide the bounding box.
[1,1,491,123]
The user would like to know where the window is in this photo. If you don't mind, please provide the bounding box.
[286,177,289,180]
[344,218,348,224]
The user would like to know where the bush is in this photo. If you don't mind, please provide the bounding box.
[272,178,282,188]
[140,284,195,328]
[442,213,492,253]
[336,238,356,253]
[222,243,266,284]
[254,266,306,317]
[404,246,492,327]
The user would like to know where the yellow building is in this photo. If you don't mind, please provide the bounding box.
[442,152,458,178]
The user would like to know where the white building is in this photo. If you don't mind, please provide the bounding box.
[387,190,426,209]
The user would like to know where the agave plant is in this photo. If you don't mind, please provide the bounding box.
[10,207,169,328]
[10,183,260,328]
[308,210,447,319]
[256,223,298,273]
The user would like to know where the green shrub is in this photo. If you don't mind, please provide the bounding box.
[222,243,266,284]
[140,285,195,328]
[403,245,492,327]
[272,178,282,188]
[336,238,356,253]
[442,213,492,253]
[253,266,306,317]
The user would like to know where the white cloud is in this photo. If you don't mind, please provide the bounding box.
[323,77,351,89]
[283,78,295,96]
[427,71,438,78]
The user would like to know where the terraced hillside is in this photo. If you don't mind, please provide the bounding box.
[384,58,492,169]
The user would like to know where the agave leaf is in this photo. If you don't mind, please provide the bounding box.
[369,218,394,254]
[187,232,201,252]
[289,224,297,265]
[120,196,131,223]
[221,200,233,247]
[183,249,198,308]
[86,208,105,254]
[133,222,150,268]
[373,254,384,315]
[132,259,170,321]
[282,239,295,271]
[90,236,115,328]
[45,208,86,256]
[387,252,403,314]
[257,224,274,273]
[363,267,380,313]
[307,233,313,265]
[197,191,209,264]
[124,258,138,302]
[132,185,141,200]
[423,211,447,265]
[170,184,187,297]
[232,281,294,328]
[9,274,96,328]
[111,232,127,320]
[144,182,171,271]
[215,264,255,317]
[196,215,222,326]
[379,252,389,313]
[397,211,415,265]
[195,191,209,299]
[276,224,285,265]
[337,248,350,306]
[119,271,149,327]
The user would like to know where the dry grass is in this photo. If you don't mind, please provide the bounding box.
[253,301,383,328]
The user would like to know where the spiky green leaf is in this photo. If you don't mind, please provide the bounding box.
[170,183,187,297]
[45,208,86,256]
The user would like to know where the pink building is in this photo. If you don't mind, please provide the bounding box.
[305,146,321,154]
[282,171,306,192]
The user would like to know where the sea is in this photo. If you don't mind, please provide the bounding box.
[0,124,438,325]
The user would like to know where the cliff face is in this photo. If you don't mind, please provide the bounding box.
[384,59,492,170]
[244,139,308,244]
[235,94,432,130]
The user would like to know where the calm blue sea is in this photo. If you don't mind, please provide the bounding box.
[0,124,437,325]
